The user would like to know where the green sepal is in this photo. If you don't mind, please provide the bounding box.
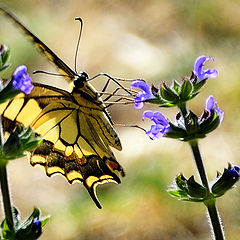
[173,80,181,94]
[0,218,15,239]
[160,82,179,103]
[0,126,42,161]
[199,111,221,135]
[0,45,10,72]
[165,122,187,139]
[180,79,193,100]
[187,176,207,198]
[192,79,207,93]
[0,81,21,104]
[15,207,50,240]
[168,173,207,202]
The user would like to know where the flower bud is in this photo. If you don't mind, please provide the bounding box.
[211,163,239,197]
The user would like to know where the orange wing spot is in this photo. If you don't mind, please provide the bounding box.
[106,160,120,172]
[77,155,87,165]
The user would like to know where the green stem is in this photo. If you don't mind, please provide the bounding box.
[178,103,224,239]
[189,140,224,240]
[206,201,225,240]
[189,140,210,191]
[0,165,14,227]
[178,102,188,117]
[0,115,14,229]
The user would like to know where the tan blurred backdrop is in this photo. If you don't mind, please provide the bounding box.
[0,0,240,239]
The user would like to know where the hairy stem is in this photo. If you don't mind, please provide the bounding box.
[189,140,225,240]
[0,116,14,229]
[179,103,224,239]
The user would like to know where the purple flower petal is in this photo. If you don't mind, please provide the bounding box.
[142,110,154,120]
[131,79,151,94]
[143,110,170,140]
[205,95,215,112]
[205,95,224,122]
[131,80,155,110]
[193,55,218,82]
[12,65,33,94]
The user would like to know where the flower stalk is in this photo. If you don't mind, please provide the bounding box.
[189,140,225,240]
[0,164,14,229]
[0,116,14,230]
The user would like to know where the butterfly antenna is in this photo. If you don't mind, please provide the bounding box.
[74,17,83,73]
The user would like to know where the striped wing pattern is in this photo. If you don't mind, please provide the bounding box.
[0,84,124,208]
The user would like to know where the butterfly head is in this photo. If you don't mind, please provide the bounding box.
[73,71,89,88]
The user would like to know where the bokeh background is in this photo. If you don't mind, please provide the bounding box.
[1,0,240,239]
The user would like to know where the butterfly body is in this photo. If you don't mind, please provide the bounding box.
[0,7,124,208]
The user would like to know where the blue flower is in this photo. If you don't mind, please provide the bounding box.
[142,110,170,139]
[211,164,240,197]
[12,65,33,94]
[193,55,218,82]
[32,218,42,235]
[131,79,155,109]
[205,95,224,122]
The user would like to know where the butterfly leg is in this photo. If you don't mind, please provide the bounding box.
[88,72,134,95]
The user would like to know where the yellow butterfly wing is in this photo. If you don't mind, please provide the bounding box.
[0,8,124,208]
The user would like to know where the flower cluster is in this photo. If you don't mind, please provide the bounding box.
[168,163,240,202]
[131,55,218,110]
[130,55,223,141]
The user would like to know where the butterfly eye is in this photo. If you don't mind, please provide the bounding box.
[74,72,88,88]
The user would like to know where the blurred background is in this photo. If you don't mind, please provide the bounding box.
[1,0,240,239]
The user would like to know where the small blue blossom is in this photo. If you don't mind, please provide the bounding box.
[32,218,42,235]
[225,166,240,180]
[142,110,170,139]
[131,79,155,109]
[12,65,33,94]
[211,164,240,197]
[193,55,218,82]
[205,95,224,122]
